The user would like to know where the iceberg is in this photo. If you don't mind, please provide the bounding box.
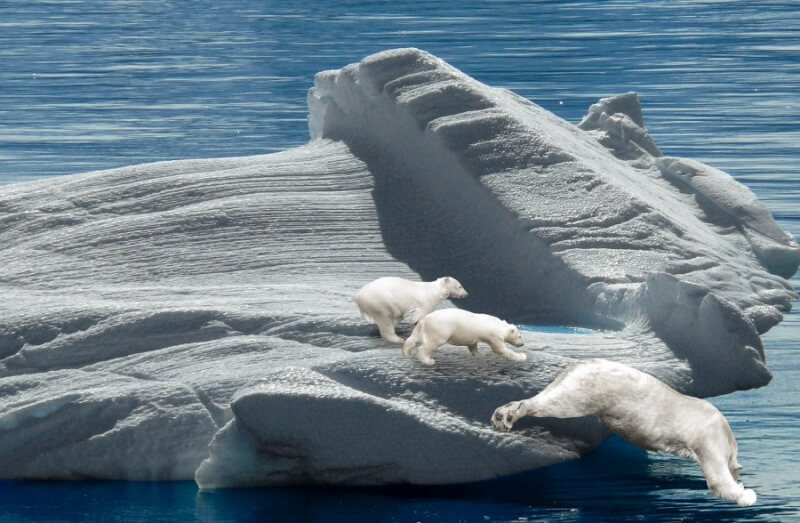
[0,49,797,487]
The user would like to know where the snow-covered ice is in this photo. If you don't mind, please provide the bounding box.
[0,48,797,487]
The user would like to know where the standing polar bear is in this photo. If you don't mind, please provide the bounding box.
[354,276,468,343]
[403,308,526,366]
[491,359,756,507]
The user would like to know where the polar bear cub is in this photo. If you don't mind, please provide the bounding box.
[354,276,468,343]
[491,359,756,507]
[403,308,526,366]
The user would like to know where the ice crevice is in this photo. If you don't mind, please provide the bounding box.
[0,48,798,486]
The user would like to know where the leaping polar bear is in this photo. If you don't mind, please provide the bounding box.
[492,359,756,507]
[354,276,468,343]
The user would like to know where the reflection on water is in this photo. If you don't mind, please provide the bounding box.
[191,433,795,521]
[1,437,794,522]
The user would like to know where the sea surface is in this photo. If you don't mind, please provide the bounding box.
[1,1,798,521]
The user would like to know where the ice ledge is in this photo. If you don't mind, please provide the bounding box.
[195,367,596,488]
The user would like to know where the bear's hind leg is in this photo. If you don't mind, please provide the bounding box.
[376,319,404,344]
[416,341,440,366]
[403,321,423,357]
[402,334,418,358]
[467,343,482,357]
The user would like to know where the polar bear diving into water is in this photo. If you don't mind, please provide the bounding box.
[403,308,526,366]
[354,276,468,343]
[492,359,756,507]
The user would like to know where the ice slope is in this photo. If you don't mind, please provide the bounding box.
[0,49,797,487]
[309,49,799,394]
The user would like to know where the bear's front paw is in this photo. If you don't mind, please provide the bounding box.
[491,401,522,432]
[418,355,436,366]
[508,351,527,362]
[737,489,757,507]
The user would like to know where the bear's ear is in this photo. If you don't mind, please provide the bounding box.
[444,276,453,284]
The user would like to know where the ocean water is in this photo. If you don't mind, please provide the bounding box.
[1,1,798,521]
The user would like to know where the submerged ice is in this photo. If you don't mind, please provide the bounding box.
[0,49,797,486]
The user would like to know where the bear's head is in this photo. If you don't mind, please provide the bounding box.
[442,276,468,298]
[505,325,524,347]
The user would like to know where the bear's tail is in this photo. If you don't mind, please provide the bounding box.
[403,318,425,358]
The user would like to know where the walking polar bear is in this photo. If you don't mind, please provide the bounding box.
[354,276,468,343]
[492,359,756,507]
[403,308,526,366]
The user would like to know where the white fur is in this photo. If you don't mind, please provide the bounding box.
[354,276,468,343]
[402,308,526,366]
[491,359,756,507]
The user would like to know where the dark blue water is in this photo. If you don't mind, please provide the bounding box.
[1,1,798,521]
[0,436,795,522]
[520,325,594,335]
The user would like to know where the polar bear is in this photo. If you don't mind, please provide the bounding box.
[354,276,468,343]
[402,308,526,366]
[491,359,756,507]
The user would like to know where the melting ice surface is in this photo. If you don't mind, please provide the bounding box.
[0,49,797,488]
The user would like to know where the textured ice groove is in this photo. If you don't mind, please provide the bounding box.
[0,48,797,487]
